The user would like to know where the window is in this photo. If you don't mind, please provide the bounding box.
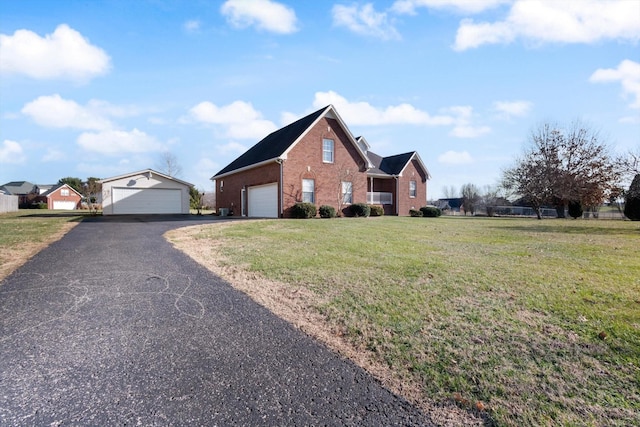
[342,181,353,204]
[302,179,315,203]
[409,180,417,198]
[322,138,334,163]
[61,188,69,196]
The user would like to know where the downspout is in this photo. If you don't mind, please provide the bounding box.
[276,159,284,217]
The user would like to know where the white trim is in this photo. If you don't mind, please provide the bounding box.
[100,168,193,187]
[281,105,373,169]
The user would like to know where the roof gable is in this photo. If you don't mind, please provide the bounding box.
[366,151,430,179]
[99,169,193,187]
[212,105,372,179]
[42,183,83,198]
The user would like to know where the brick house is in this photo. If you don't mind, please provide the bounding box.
[212,105,430,218]
[41,183,82,210]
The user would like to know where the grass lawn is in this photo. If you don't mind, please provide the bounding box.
[0,210,84,281]
[168,216,640,426]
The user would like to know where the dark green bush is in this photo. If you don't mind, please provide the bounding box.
[319,205,336,218]
[624,174,640,221]
[369,205,384,216]
[568,200,583,219]
[419,206,442,217]
[409,209,423,217]
[292,202,317,219]
[349,203,370,217]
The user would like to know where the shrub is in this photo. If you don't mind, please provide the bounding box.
[568,200,583,219]
[319,205,336,218]
[409,209,423,217]
[369,205,384,216]
[420,206,442,217]
[292,202,317,219]
[624,174,640,221]
[349,203,370,217]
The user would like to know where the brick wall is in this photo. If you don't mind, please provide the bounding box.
[397,158,427,215]
[215,163,280,216]
[282,117,367,217]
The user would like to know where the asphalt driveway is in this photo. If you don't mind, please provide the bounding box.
[1,215,434,426]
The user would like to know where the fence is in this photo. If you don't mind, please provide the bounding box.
[0,194,18,213]
[443,205,627,220]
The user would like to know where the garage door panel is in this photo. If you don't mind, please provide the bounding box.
[248,183,277,218]
[53,201,77,210]
[112,188,182,214]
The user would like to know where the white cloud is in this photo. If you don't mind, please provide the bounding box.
[217,141,248,155]
[77,129,165,155]
[493,100,532,118]
[449,124,491,138]
[0,24,111,81]
[590,59,640,110]
[221,0,298,34]
[392,0,508,15]
[0,140,26,164]
[195,157,220,182]
[42,148,65,162]
[184,20,201,33]
[332,4,400,40]
[442,105,492,137]
[22,94,114,130]
[438,150,474,164]
[312,91,455,126]
[454,0,640,51]
[189,100,277,139]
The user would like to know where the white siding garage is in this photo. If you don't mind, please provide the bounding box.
[99,169,193,215]
[248,183,278,218]
[112,188,182,214]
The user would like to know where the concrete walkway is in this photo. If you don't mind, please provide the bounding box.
[0,216,434,425]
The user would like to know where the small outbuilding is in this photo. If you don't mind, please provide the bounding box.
[99,169,193,215]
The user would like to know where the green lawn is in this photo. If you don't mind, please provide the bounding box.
[188,216,640,426]
[0,210,84,280]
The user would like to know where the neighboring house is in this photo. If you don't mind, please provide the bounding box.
[41,183,82,210]
[0,181,37,207]
[212,105,430,218]
[436,198,464,213]
[33,184,54,195]
[99,169,193,215]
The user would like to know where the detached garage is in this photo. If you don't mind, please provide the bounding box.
[100,169,193,215]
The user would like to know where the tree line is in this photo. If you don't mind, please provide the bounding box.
[442,120,639,220]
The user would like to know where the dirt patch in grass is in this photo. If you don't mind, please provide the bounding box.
[167,223,484,426]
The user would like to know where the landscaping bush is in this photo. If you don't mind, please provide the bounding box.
[624,174,640,221]
[568,200,583,219]
[409,209,423,217]
[349,203,370,217]
[369,205,384,216]
[319,205,336,218]
[292,202,317,219]
[419,206,441,217]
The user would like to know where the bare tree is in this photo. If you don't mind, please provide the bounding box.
[502,121,617,219]
[460,183,480,215]
[156,152,183,178]
[442,185,458,199]
[334,163,365,215]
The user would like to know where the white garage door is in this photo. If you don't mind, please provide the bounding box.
[248,183,278,218]
[53,200,77,210]
[112,187,182,214]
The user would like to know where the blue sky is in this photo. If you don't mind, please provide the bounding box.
[1,0,639,199]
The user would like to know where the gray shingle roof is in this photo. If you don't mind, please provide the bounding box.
[0,181,35,195]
